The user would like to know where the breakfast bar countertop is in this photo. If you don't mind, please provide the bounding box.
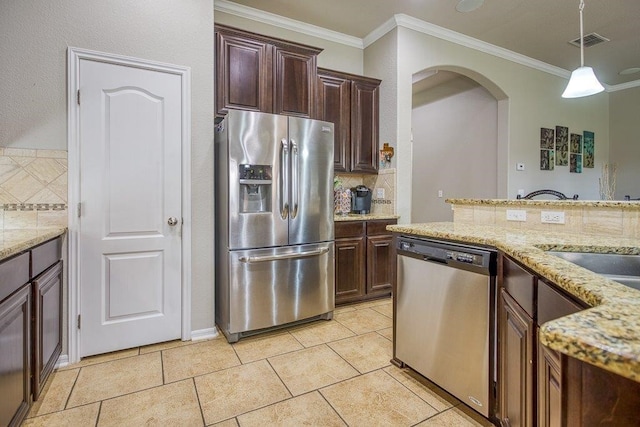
[387,222,640,383]
[334,214,399,222]
[0,228,67,262]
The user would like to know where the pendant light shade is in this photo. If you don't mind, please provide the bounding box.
[562,0,604,98]
[562,66,604,98]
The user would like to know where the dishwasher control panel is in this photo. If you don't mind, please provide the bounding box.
[446,250,481,265]
[397,236,496,275]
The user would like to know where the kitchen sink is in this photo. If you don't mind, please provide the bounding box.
[548,251,640,291]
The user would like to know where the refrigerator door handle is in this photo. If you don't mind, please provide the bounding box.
[280,138,289,219]
[238,247,329,263]
[290,139,299,219]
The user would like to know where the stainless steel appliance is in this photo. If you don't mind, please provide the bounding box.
[395,236,497,418]
[350,185,372,214]
[215,110,335,343]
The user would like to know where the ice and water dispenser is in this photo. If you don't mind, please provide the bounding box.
[239,164,272,213]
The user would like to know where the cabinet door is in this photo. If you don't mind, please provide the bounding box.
[366,234,394,295]
[335,237,366,304]
[215,29,272,116]
[273,47,317,118]
[538,338,562,427]
[350,78,379,174]
[317,71,351,172]
[32,261,63,401]
[0,285,31,427]
[499,289,535,427]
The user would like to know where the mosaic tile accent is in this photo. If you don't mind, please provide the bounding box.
[0,149,68,230]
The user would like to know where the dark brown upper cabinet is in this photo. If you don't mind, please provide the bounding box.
[317,68,380,174]
[215,24,321,118]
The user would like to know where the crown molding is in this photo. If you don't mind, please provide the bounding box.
[214,4,640,91]
[214,0,363,48]
[387,14,570,79]
[607,79,640,92]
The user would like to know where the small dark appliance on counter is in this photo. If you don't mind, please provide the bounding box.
[351,185,372,214]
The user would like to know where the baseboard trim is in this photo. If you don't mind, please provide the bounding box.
[55,354,69,369]
[191,327,219,341]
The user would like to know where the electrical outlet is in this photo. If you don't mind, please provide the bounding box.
[506,209,527,222]
[375,188,385,199]
[541,211,565,224]
[516,163,525,171]
[438,190,443,198]
[517,189,525,197]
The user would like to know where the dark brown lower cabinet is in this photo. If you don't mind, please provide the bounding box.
[0,235,63,426]
[499,289,535,427]
[335,235,366,302]
[537,342,562,427]
[564,355,640,426]
[335,219,396,305]
[0,285,32,427]
[32,261,63,400]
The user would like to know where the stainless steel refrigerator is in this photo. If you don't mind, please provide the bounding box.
[215,110,335,343]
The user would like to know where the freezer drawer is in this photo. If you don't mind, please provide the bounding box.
[225,242,334,341]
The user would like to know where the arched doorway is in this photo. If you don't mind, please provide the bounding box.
[411,67,508,222]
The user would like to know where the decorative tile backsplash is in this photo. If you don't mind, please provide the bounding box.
[335,168,396,216]
[0,148,68,229]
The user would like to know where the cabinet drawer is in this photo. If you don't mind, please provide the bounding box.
[31,237,62,278]
[366,220,396,236]
[538,280,585,325]
[501,255,536,317]
[335,221,365,238]
[0,252,30,302]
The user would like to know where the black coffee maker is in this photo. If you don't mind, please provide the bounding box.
[351,185,372,214]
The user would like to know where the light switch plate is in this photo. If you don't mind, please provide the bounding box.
[516,163,525,171]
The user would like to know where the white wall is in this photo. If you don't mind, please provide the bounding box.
[609,86,640,200]
[375,26,610,223]
[0,0,216,332]
[214,11,364,75]
[412,80,498,222]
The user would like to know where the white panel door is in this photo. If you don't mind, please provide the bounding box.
[79,59,182,357]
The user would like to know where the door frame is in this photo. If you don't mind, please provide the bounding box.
[67,47,192,363]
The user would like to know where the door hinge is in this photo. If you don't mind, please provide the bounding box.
[77,202,82,218]
[77,314,81,329]
[77,89,80,105]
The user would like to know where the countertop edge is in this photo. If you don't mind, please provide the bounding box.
[388,222,640,383]
[0,228,67,262]
[446,198,640,209]
[334,214,400,222]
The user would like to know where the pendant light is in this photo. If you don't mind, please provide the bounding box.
[562,0,604,98]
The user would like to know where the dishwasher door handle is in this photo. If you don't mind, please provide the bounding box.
[424,256,448,265]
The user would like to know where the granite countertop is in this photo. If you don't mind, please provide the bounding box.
[387,222,640,382]
[447,198,640,210]
[0,228,67,262]
[334,214,400,222]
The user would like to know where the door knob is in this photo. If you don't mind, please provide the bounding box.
[167,217,179,226]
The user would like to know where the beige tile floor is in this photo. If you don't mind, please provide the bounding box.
[24,298,493,427]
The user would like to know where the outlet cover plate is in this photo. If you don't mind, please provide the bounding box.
[541,211,565,224]
[506,209,527,222]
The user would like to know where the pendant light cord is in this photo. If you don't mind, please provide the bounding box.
[579,0,585,67]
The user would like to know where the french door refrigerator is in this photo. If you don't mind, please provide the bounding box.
[215,109,335,343]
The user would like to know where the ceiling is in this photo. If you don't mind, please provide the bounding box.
[222,0,640,87]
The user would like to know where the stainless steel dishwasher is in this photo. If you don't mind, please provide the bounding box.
[395,236,497,418]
